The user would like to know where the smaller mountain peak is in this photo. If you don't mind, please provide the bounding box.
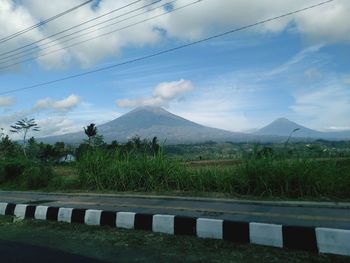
[274,117,292,123]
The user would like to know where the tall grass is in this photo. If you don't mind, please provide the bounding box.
[76,148,350,199]
[76,148,184,191]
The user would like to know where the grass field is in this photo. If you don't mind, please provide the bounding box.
[1,145,350,201]
[0,215,348,263]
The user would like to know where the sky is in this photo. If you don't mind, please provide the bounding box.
[0,0,350,139]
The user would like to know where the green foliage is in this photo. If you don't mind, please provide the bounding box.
[0,159,27,182]
[20,165,54,189]
[77,147,183,191]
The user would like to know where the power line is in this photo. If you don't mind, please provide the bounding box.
[0,0,184,70]
[0,0,334,95]
[0,0,164,64]
[0,0,145,58]
[0,0,94,44]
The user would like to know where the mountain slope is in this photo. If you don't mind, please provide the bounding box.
[39,106,250,144]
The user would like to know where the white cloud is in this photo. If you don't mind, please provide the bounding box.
[266,44,323,77]
[291,85,350,131]
[117,79,193,107]
[0,0,349,70]
[35,94,80,111]
[0,96,15,107]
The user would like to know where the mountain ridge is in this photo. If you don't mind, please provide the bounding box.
[38,107,350,144]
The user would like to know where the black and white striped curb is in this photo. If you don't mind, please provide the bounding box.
[0,202,349,257]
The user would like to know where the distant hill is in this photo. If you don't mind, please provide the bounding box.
[255,118,350,140]
[39,106,252,144]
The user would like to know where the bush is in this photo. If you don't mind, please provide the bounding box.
[0,159,27,182]
[20,165,54,189]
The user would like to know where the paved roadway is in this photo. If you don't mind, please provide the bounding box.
[0,240,106,263]
[0,191,349,229]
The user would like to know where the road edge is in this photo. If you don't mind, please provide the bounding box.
[0,202,349,257]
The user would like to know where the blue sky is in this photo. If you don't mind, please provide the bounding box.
[0,0,349,138]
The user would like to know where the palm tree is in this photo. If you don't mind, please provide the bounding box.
[84,123,97,146]
[10,118,40,157]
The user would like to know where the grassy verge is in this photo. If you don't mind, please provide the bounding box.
[75,149,350,199]
[0,215,347,263]
[1,148,350,201]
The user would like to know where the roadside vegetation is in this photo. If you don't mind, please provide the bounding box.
[0,215,347,263]
[0,120,350,200]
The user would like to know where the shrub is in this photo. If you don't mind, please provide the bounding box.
[20,165,54,189]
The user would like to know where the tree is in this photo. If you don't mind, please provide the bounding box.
[84,123,97,146]
[151,136,160,155]
[10,118,40,157]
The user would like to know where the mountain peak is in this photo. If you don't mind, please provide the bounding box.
[256,117,314,137]
[274,117,291,122]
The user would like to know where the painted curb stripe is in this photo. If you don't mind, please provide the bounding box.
[5,203,16,216]
[100,211,116,227]
[283,226,317,251]
[0,202,349,257]
[116,212,135,229]
[71,208,86,224]
[134,213,153,231]
[46,206,59,221]
[84,210,102,226]
[250,222,283,248]
[316,228,350,256]
[223,221,249,243]
[25,205,36,219]
[152,214,175,234]
[34,206,48,220]
[14,204,27,219]
[0,203,7,215]
[197,218,223,239]
[174,216,197,236]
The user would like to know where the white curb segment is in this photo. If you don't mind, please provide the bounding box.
[316,228,350,256]
[197,218,223,239]
[57,207,73,223]
[0,203,7,215]
[250,222,283,248]
[116,212,135,229]
[84,209,102,226]
[14,204,27,219]
[152,214,175,234]
[34,206,49,220]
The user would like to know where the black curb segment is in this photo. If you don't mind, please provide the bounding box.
[71,208,86,224]
[25,205,36,219]
[5,203,16,216]
[46,207,59,221]
[100,211,116,227]
[134,213,153,231]
[223,220,250,243]
[282,226,318,251]
[174,216,197,236]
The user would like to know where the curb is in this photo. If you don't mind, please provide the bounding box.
[0,202,349,257]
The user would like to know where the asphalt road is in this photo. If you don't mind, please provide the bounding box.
[0,240,107,263]
[0,191,350,229]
